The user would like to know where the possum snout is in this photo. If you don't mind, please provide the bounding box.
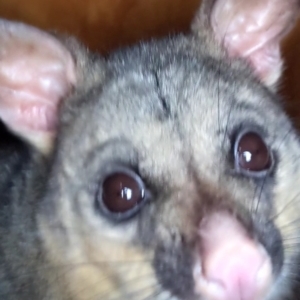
[193,213,273,300]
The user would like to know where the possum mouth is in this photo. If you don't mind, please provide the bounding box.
[193,212,273,300]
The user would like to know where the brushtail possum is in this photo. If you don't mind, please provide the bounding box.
[0,0,300,299]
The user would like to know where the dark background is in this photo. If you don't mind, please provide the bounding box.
[0,0,300,127]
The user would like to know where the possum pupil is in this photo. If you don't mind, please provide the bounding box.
[102,172,144,213]
[237,132,271,172]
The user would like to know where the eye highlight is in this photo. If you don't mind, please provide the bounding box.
[234,131,273,176]
[96,167,147,221]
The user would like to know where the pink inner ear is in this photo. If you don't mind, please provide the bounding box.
[210,0,299,86]
[0,56,72,131]
[0,19,76,150]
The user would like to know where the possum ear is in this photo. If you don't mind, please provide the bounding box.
[0,19,76,153]
[192,0,300,88]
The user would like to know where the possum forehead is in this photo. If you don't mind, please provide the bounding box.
[63,46,290,174]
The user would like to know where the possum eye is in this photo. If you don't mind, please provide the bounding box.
[97,167,146,221]
[234,131,272,176]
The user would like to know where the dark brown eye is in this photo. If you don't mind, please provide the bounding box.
[99,169,146,218]
[235,131,272,174]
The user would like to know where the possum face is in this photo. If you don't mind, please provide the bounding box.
[0,0,300,300]
[40,42,300,300]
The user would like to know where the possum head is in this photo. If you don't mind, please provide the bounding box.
[0,0,300,300]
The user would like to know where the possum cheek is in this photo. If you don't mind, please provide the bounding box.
[40,218,158,300]
[193,213,273,300]
[271,182,300,281]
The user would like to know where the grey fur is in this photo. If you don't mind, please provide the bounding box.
[0,9,300,300]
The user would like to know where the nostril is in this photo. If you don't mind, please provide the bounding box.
[193,213,273,300]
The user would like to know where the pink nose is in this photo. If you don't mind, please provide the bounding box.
[193,213,272,300]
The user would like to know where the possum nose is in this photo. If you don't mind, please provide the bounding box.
[193,213,272,300]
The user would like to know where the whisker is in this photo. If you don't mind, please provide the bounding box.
[0,259,152,283]
[79,271,156,300]
[278,217,300,230]
[221,98,235,151]
[86,281,160,300]
[254,176,267,214]
[216,13,238,193]
[139,289,164,300]
[269,191,300,222]
[281,235,300,241]
[274,127,294,153]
